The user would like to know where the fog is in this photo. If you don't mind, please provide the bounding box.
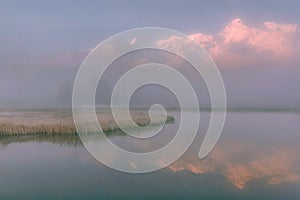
[1,1,300,110]
[1,49,299,110]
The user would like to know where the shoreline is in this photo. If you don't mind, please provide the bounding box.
[0,110,174,137]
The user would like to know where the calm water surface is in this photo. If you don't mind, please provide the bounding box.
[0,111,300,199]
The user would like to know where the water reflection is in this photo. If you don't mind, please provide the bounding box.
[169,143,300,189]
[0,111,299,190]
[0,135,82,148]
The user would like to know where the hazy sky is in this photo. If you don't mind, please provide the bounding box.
[2,0,300,52]
[1,0,300,109]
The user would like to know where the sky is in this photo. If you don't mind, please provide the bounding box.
[1,0,300,109]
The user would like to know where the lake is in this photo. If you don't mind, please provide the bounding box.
[0,111,300,199]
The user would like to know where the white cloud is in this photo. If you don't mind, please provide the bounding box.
[158,18,299,67]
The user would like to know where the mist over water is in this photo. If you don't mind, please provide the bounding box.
[1,1,300,199]
[0,111,300,199]
[1,49,300,110]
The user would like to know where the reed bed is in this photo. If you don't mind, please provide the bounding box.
[0,110,174,136]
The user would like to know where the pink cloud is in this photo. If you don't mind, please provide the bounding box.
[158,18,299,67]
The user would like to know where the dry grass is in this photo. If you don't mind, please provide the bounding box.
[0,110,174,136]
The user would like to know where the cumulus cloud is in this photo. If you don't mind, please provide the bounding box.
[2,18,300,108]
[158,18,299,67]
